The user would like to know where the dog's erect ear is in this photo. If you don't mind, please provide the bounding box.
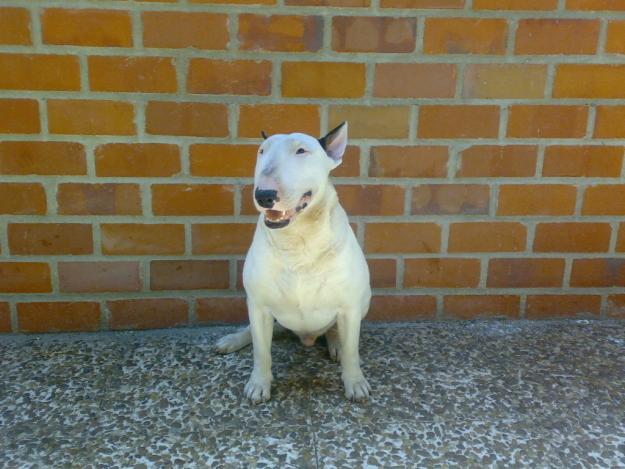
[318,122,347,166]
[261,130,268,140]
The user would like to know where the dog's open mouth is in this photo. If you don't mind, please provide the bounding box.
[263,191,312,229]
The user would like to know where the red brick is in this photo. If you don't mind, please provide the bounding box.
[0,8,31,45]
[101,224,184,255]
[142,12,228,49]
[473,0,557,9]
[534,223,611,253]
[515,19,599,55]
[424,18,507,54]
[152,184,234,216]
[448,222,526,252]
[368,295,436,321]
[457,145,537,178]
[0,54,80,91]
[555,65,625,99]
[286,0,368,5]
[150,260,230,290]
[190,144,256,177]
[188,59,271,96]
[239,104,319,138]
[463,64,547,98]
[507,105,588,138]
[594,106,625,138]
[498,184,576,216]
[192,224,256,255]
[443,295,520,319]
[412,184,490,215]
[336,185,405,216]
[382,0,462,6]
[582,185,625,215]
[146,102,228,137]
[282,62,366,98]
[108,299,188,331]
[487,258,564,288]
[196,297,248,324]
[365,223,441,253]
[370,146,448,178]
[570,258,625,287]
[617,223,625,252]
[95,143,180,177]
[89,56,176,93]
[0,183,46,215]
[0,263,51,293]
[0,99,39,134]
[526,295,601,319]
[58,261,141,293]
[544,146,623,177]
[42,8,132,47]
[418,105,499,138]
[333,16,416,53]
[9,224,93,255]
[404,258,481,288]
[57,183,141,216]
[332,146,360,177]
[329,106,410,139]
[239,14,322,52]
[367,258,396,288]
[0,303,10,333]
[606,21,625,54]
[191,0,274,4]
[0,141,85,175]
[566,0,625,10]
[374,63,456,98]
[48,100,135,136]
[607,295,625,319]
[17,302,100,333]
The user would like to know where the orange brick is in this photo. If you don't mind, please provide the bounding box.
[336,184,404,216]
[146,102,228,137]
[9,224,92,255]
[424,18,507,54]
[570,258,625,287]
[370,146,448,178]
[48,100,135,135]
[286,0,368,5]
[448,222,526,252]
[89,56,176,93]
[543,146,623,177]
[282,62,365,98]
[152,184,233,216]
[108,299,188,331]
[196,297,247,324]
[188,59,271,95]
[473,0,557,9]
[582,185,625,215]
[515,19,599,55]
[329,106,410,139]
[0,183,46,215]
[0,262,51,293]
[42,8,131,47]
[17,302,100,333]
[404,258,480,288]
[192,224,255,255]
[381,0,462,6]
[412,184,489,215]
[368,295,436,321]
[443,295,520,319]
[101,224,184,255]
[534,223,611,253]
[566,0,625,10]
[239,104,319,138]
[239,14,322,52]
[333,16,416,53]
[594,106,625,138]
[142,11,228,49]
[498,184,576,216]
[95,143,180,177]
[463,64,547,98]
[0,8,31,45]
[374,63,456,98]
[0,303,10,333]
[0,54,79,90]
[150,260,229,290]
[457,145,537,178]
[418,105,499,138]
[487,258,564,288]
[190,144,256,177]
[364,223,441,253]
[240,185,260,215]
[507,105,588,138]
[617,223,625,252]
[525,295,601,319]
[57,183,141,216]
[0,141,85,175]
[58,261,141,293]
[607,295,625,319]
[554,65,625,99]
[606,21,625,54]
[367,258,396,288]
[191,0,274,4]
[0,99,39,134]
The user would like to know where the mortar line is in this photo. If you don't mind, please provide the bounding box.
[320,103,328,134]
[597,17,608,55]
[498,105,509,141]
[79,55,89,94]
[50,258,59,295]
[600,294,608,320]
[135,101,146,141]
[519,294,527,319]
[9,302,18,332]
[229,258,238,291]
[228,103,238,139]
[131,8,142,49]
[435,295,443,319]
[526,221,537,254]
[356,221,365,248]
[574,184,585,216]
[454,62,465,99]
[360,144,370,179]
[585,105,597,140]
[184,222,192,256]
[100,301,111,331]
[415,16,425,55]
[93,221,102,256]
[441,221,450,253]
[322,14,332,52]
[396,256,404,289]
[365,62,375,100]
[535,145,546,178]
[545,63,556,99]
[478,257,488,289]
[506,19,518,56]
[85,142,96,177]
[233,184,242,217]
[181,142,190,176]
[141,182,152,217]
[447,145,459,179]
[563,257,573,288]
[609,221,620,253]
[229,12,239,51]
[29,4,42,48]
[188,297,197,326]
[408,105,418,143]
[42,180,57,216]
[272,59,282,98]
[38,98,49,137]
[403,184,413,217]
[140,259,150,293]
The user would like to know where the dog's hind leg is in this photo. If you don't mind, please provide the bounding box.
[325,324,341,363]
[215,322,287,354]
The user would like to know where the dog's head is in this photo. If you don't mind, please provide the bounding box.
[253,122,348,229]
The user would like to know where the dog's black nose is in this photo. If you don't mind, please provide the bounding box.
[255,189,279,208]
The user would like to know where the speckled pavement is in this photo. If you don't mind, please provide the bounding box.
[2,320,625,468]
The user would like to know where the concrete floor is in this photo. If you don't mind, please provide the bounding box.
[1,321,625,468]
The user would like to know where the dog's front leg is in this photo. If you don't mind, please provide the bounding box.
[244,302,274,404]
[337,309,371,401]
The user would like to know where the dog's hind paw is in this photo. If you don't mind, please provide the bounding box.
[215,331,251,354]
[328,341,341,363]
[343,373,371,401]
[244,373,272,404]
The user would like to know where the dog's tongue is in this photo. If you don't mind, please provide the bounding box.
[265,210,284,221]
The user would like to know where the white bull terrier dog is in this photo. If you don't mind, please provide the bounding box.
[216,122,372,403]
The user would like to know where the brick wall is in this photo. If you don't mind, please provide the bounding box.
[1,0,625,333]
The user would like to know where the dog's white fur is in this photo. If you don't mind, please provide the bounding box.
[216,122,372,403]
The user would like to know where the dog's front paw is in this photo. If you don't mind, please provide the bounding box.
[343,372,371,401]
[244,372,272,404]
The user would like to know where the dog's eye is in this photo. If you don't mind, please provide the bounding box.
[259,149,264,155]
[296,148,307,155]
